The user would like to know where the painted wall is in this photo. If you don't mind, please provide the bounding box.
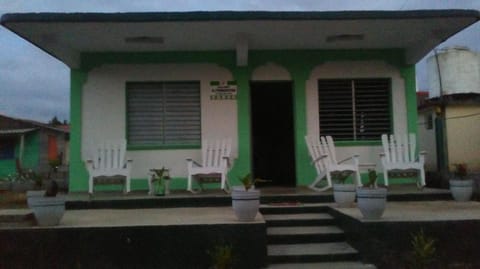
[70,49,417,192]
[0,132,40,178]
[81,64,237,184]
[446,105,480,172]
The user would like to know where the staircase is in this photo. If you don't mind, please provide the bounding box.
[261,204,376,269]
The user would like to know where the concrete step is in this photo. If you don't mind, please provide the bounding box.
[263,213,336,226]
[260,204,329,215]
[268,261,376,269]
[268,242,359,263]
[0,210,34,227]
[267,226,345,244]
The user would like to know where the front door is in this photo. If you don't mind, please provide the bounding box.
[250,81,296,187]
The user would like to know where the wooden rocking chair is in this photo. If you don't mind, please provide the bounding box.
[380,133,426,188]
[305,135,362,191]
[186,138,232,193]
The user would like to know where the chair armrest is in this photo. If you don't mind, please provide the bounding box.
[338,154,360,164]
[125,159,133,169]
[418,151,427,163]
[222,156,231,167]
[311,155,328,164]
[85,159,95,171]
[186,158,202,167]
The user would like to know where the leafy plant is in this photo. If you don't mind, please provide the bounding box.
[366,169,378,188]
[332,171,351,184]
[207,244,233,269]
[152,167,170,194]
[409,229,436,269]
[44,180,59,197]
[452,163,468,180]
[238,173,268,191]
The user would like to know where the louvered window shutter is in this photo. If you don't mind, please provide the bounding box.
[318,78,391,141]
[127,81,201,146]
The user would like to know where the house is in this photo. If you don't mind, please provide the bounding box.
[0,114,69,178]
[1,10,479,192]
[418,47,480,181]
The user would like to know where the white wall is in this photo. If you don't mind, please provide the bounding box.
[305,61,407,169]
[82,64,237,179]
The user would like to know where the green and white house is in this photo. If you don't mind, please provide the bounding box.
[2,10,479,192]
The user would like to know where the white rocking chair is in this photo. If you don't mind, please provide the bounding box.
[85,139,132,194]
[305,135,362,191]
[186,138,232,193]
[380,133,426,188]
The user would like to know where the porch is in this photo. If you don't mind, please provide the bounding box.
[3,185,479,268]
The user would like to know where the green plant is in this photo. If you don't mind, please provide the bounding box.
[452,163,468,180]
[238,173,268,191]
[409,229,436,269]
[152,167,170,194]
[366,169,378,188]
[207,244,233,269]
[333,171,351,184]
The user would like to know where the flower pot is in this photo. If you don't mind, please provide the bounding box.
[27,193,66,226]
[356,187,387,220]
[231,186,260,221]
[333,184,356,207]
[449,179,473,202]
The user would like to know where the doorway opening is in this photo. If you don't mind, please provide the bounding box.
[250,81,296,187]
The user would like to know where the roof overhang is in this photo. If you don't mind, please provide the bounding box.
[1,10,479,68]
[0,128,37,137]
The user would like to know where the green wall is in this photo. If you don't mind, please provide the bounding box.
[69,49,417,192]
[0,132,40,179]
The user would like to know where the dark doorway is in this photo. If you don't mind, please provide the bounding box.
[250,81,296,187]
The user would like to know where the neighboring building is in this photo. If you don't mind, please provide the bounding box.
[418,47,480,175]
[0,114,69,178]
[1,10,479,192]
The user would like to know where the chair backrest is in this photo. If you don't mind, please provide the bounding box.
[92,139,127,170]
[202,138,232,168]
[305,135,337,173]
[381,134,416,164]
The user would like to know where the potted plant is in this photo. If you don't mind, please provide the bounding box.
[150,168,171,196]
[449,163,473,202]
[27,180,66,226]
[332,171,356,207]
[231,173,262,221]
[356,169,388,219]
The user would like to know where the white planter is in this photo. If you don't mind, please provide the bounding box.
[450,179,473,202]
[356,187,387,220]
[231,187,260,221]
[333,184,356,207]
[27,194,66,226]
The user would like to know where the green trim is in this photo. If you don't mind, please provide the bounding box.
[69,69,89,192]
[127,144,201,151]
[401,65,418,136]
[335,141,382,147]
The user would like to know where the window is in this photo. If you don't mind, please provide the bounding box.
[318,78,391,141]
[0,138,15,159]
[126,81,201,148]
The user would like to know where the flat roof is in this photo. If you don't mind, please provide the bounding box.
[2,10,479,67]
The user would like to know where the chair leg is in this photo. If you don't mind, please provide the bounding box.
[88,176,94,195]
[418,168,426,189]
[187,174,193,193]
[383,169,389,187]
[125,176,131,194]
[354,171,363,187]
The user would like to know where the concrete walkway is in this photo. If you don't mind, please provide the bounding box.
[335,200,480,222]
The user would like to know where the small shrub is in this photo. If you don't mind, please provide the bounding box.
[409,229,436,269]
